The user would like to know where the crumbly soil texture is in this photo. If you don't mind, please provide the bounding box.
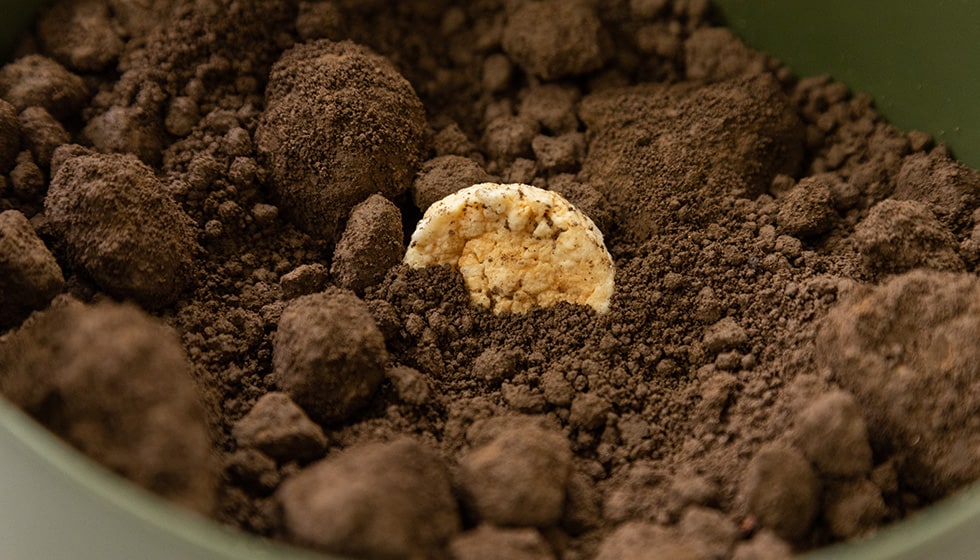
[2,1,980,559]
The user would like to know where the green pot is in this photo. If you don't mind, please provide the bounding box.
[2,1,979,559]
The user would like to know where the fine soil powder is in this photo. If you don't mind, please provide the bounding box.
[1,1,979,559]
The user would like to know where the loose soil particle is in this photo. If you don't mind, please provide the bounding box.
[1,1,979,559]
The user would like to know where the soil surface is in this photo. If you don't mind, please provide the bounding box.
[2,1,980,559]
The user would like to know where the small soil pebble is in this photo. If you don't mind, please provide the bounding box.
[853,199,963,275]
[330,194,404,295]
[278,263,329,300]
[273,289,387,424]
[731,530,792,560]
[449,525,554,560]
[224,448,280,493]
[412,155,492,211]
[457,423,572,526]
[0,210,64,328]
[518,85,580,135]
[743,444,821,541]
[817,270,980,498]
[18,106,70,169]
[0,300,218,514]
[678,506,740,560]
[9,151,45,200]
[386,365,433,406]
[893,149,980,228]
[823,479,888,539]
[569,392,611,430]
[532,132,585,173]
[0,54,88,119]
[502,0,606,80]
[470,347,522,384]
[775,174,837,238]
[684,27,766,82]
[482,53,514,94]
[703,316,748,353]
[255,40,427,244]
[295,0,346,41]
[277,438,460,559]
[45,153,196,309]
[483,115,540,161]
[792,390,873,478]
[81,105,165,164]
[232,391,328,463]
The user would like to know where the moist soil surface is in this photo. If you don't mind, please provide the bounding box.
[2,1,980,559]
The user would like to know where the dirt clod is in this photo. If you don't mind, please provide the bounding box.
[744,444,821,541]
[0,210,64,327]
[272,289,387,424]
[817,270,980,498]
[277,438,459,559]
[330,194,404,295]
[45,153,196,308]
[232,391,328,463]
[0,54,88,119]
[792,390,873,478]
[458,423,572,527]
[0,300,218,514]
[255,39,427,244]
[502,0,606,80]
[449,525,555,560]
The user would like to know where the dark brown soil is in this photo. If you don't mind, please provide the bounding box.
[2,1,979,559]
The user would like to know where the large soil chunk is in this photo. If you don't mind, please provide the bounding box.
[273,289,387,424]
[45,153,196,308]
[457,424,572,526]
[854,199,963,275]
[502,0,606,80]
[256,40,427,245]
[0,210,65,327]
[816,270,980,498]
[278,438,460,559]
[0,300,218,514]
[0,55,88,119]
[581,74,804,239]
[743,444,821,541]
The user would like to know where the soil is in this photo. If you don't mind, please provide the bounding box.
[1,1,979,559]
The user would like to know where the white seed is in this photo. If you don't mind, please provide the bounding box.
[404,183,614,313]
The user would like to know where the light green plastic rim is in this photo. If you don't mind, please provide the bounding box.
[2,1,980,559]
[714,0,980,170]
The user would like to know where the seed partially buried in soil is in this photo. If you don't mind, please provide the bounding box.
[404,183,615,314]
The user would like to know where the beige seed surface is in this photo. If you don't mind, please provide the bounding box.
[404,183,614,313]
